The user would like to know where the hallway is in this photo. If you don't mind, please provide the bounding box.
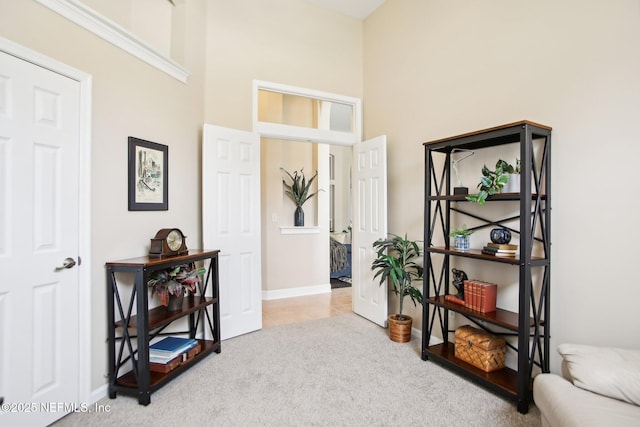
[262,287,352,328]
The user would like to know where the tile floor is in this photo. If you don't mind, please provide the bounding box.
[262,286,352,328]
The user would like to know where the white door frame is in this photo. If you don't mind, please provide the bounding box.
[0,37,93,404]
[252,81,388,325]
[253,80,362,145]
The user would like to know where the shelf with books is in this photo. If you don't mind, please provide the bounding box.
[422,121,551,414]
[427,247,547,265]
[116,339,218,390]
[426,295,536,331]
[106,250,221,405]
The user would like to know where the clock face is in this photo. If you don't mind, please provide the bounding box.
[166,229,183,251]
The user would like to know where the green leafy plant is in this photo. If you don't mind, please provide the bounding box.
[465,159,514,205]
[147,264,206,307]
[371,233,423,319]
[281,168,320,208]
[449,224,474,237]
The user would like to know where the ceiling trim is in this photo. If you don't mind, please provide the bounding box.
[35,0,190,83]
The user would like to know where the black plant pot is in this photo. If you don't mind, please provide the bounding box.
[294,206,304,226]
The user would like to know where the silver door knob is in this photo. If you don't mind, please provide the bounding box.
[55,257,77,271]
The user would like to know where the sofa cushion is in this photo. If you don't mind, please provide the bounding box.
[534,373,640,427]
[557,343,640,405]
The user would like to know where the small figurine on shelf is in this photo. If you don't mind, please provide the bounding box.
[445,268,468,305]
[452,268,468,299]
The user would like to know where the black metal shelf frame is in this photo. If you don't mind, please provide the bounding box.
[106,250,220,405]
[422,122,551,414]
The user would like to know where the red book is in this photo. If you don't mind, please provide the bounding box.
[464,280,471,308]
[445,294,465,305]
[479,283,497,313]
[470,281,497,313]
[473,280,479,311]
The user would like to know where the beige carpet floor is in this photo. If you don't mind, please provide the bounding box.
[54,313,540,426]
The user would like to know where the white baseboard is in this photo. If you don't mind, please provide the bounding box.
[90,383,108,404]
[262,283,331,300]
[410,326,444,346]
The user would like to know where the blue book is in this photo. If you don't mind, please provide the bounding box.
[149,337,198,357]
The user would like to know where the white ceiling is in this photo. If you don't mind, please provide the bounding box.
[304,0,386,20]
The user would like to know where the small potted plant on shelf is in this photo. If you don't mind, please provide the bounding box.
[147,263,206,311]
[371,233,423,343]
[465,159,514,205]
[449,224,474,251]
[281,167,320,227]
[502,158,521,193]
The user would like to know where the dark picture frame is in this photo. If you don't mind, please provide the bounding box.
[128,137,168,211]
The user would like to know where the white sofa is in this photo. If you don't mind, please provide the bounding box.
[533,344,640,427]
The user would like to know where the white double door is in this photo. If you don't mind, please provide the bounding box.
[0,49,81,426]
[203,125,388,340]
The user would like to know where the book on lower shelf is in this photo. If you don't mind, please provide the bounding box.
[149,337,199,363]
[463,279,497,313]
[149,343,201,373]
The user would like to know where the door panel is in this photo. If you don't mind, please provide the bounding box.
[352,135,388,327]
[203,124,262,340]
[0,50,80,427]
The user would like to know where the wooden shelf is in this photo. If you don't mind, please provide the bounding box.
[115,295,217,330]
[427,192,546,202]
[426,247,547,265]
[424,343,519,399]
[426,296,535,331]
[115,339,220,390]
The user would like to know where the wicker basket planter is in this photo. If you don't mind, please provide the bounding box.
[389,314,413,343]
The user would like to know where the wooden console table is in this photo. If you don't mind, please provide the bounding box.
[106,249,220,405]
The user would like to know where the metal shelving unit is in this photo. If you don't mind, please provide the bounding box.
[421,121,551,413]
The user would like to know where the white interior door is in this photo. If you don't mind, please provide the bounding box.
[203,124,262,340]
[0,50,80,426]
[352,135,388,327]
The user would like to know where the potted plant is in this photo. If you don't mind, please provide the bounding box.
[465,159,514,205]
[449,224,474,251]
[503,158,520,193]
[371,233,423,343]
[147,263,206,311]
[281,167,320,226]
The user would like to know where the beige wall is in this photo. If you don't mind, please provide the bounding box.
[204,0,363,295]
[204,0,363,130]
[0,0,207,389]
[364,0,640,373]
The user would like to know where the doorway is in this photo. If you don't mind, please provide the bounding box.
[202,82,387,339]
[255,82,388,328]
[255,80,361,310]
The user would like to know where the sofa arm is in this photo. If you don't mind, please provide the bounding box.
[534,373,640,427]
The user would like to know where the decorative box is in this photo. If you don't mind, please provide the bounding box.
[149,355,181,373]
[454,325,506,372]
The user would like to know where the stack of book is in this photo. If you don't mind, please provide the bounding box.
[481,242,518,257]
[463,279,497,313]
[149,337,200,372]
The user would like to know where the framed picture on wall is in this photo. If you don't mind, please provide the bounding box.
[128,137,168,211]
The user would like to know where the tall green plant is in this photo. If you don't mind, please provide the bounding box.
[371,234,423,319]
[281,168,319,208]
